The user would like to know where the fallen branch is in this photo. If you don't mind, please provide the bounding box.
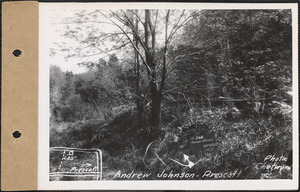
[72,115,87,126]
[143,141,155,168]
[155,152,168,167]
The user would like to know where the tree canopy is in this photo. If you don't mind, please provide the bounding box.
[50,9,293,180]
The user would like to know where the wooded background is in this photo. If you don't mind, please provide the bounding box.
[49,9,293,180]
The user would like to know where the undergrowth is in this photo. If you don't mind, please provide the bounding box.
[50,106,292,180]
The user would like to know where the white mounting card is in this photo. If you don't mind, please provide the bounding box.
[38,2,298,190]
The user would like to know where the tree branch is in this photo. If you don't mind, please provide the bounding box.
[99,10,152,74]
[159,10,170,96]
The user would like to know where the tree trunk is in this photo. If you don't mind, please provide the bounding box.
[149,83,162,129]
[144,10,162,131]
[135,52,143,125]
[133,10,143,125]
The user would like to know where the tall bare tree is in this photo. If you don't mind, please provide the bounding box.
[55,9,198,133]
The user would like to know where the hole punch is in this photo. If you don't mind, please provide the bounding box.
[12,131,21,138]
[12,49,22,57]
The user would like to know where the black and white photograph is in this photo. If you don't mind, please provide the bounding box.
[38,2,298,190]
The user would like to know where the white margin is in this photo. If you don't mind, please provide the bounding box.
[38,2,298,190]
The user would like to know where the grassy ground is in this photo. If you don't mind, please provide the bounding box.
[50,106,292,180]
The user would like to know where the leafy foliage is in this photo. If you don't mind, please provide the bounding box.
[50,9,293,180]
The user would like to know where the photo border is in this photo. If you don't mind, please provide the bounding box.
[38,2,299,190]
